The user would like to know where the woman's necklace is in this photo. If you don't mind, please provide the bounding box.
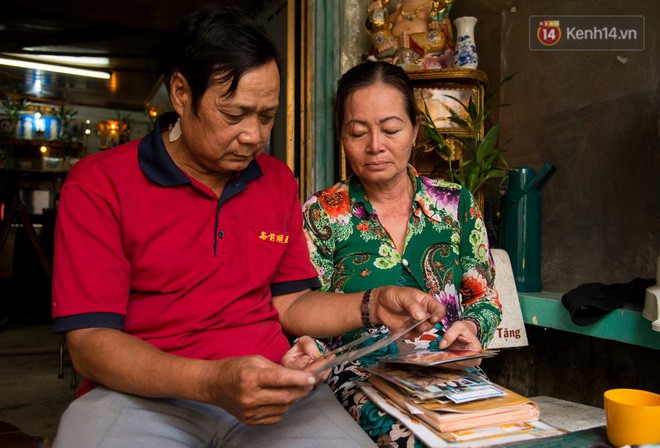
[400,4,425,21]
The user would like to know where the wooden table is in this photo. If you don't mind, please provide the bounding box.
[503,396,610,447]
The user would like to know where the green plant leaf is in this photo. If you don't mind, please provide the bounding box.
[475,123,500,163]
[467,96,477,119]
[485,72,519,104]
[444,94,469,109]
[483,151,501,170]
[416,73,518,194]
[447,115,469,128]
[484,169,509,180]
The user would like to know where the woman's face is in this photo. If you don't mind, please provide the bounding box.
[341,83,418,188]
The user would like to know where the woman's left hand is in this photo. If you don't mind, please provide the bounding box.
[280,336,331,382]
[438,320,483,369]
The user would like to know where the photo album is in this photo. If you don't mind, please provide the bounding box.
[313,319,564,447]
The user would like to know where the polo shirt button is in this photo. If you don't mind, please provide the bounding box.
[218,230,224,238]
[402,259,409,267]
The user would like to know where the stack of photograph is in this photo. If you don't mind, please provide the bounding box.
[359,349,565,447]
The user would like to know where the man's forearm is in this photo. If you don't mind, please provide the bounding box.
[67,327,212,402]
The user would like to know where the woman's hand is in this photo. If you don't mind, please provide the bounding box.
[438,320,483,369]
[280,336,332,382]
[370,285,445,337]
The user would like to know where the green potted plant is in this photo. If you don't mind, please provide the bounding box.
[1,97,27,139]
[53,105,79,142]
[53,105,85,162]
[419,73,517,210]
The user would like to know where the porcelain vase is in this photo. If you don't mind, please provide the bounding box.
[453,16,478,69]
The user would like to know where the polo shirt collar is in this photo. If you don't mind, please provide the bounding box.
[349,165,437,221]
[137,111,263,191]
[138,112,190,186]
[220,159,262,203]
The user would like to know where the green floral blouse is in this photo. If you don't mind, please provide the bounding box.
[302,166,502,348]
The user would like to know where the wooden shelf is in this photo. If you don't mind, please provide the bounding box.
[0,139,82,172]
[407,68,488,85]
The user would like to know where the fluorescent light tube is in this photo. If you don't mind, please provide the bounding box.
[4,52,110,67]
[0,57,111,79]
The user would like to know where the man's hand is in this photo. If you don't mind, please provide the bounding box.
[202,355,316,426]
[370,286,445,337]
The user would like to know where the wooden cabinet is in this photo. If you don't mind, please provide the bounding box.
[407,68,488,176]
[0,139,82,172]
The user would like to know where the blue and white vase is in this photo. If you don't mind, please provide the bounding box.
[453,16,478,69]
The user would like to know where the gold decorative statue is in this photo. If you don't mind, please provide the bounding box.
[365,0,398,58]
[365,0,455,70]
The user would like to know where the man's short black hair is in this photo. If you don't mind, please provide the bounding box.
[169,4,281,114]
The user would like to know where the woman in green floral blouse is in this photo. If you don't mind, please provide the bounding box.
[302,61,502,447]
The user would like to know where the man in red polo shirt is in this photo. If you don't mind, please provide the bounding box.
[51,5,442,447]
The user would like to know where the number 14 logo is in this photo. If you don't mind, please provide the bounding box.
[537,20,561,46]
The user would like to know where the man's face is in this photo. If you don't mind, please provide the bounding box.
[178,60,280,174]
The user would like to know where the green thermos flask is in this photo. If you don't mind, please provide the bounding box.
[499,164,555,292]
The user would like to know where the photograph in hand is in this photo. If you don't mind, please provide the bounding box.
[311,309,443,375]
[378,348,499,367]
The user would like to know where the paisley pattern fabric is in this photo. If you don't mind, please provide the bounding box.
[302,166,502,447]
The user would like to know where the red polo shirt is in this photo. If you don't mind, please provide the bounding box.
[52,112,320,363]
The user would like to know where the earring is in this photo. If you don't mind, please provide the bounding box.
[169,118,182,142]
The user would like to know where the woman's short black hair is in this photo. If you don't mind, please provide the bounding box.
[334,61,418,135]
[169,4,281,114]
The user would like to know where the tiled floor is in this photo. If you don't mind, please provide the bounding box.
[0,324,76,446]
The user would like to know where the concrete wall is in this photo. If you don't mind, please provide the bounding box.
[340,0,659,407]
[449,0,659,293]
[447,0,660,407]
[342,0,659,293]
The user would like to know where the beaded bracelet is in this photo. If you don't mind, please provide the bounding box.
[361,288,374,327]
